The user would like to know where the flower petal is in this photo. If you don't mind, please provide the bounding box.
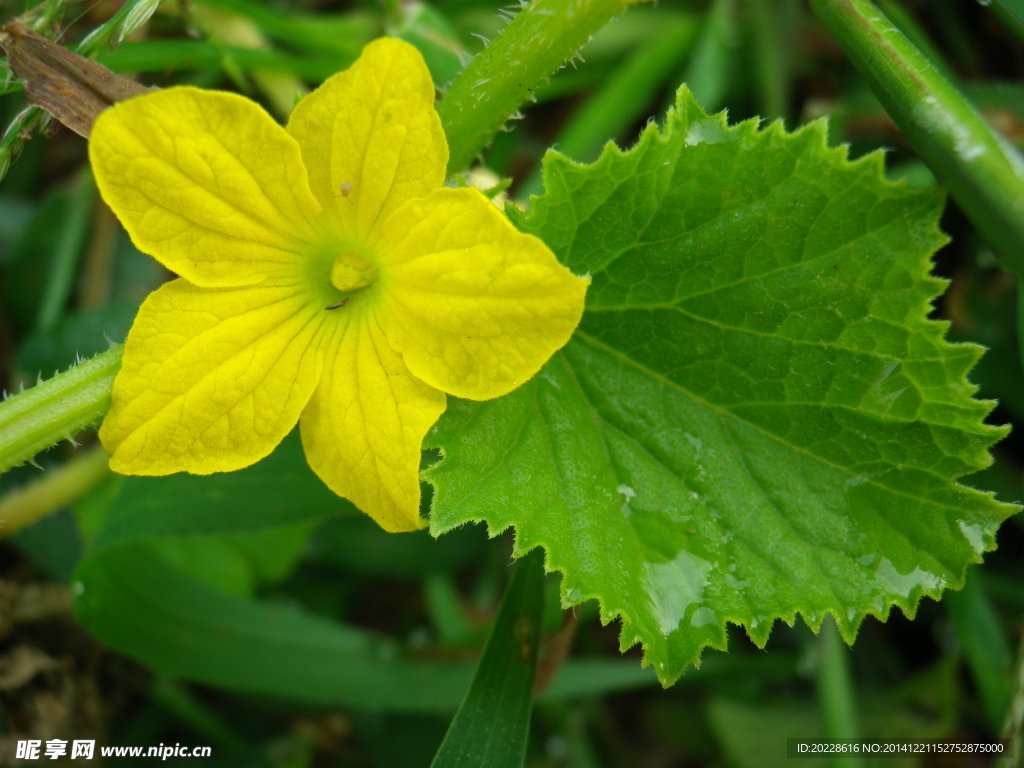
[90,88,322,288]
[286,37,447,237]
[375,188,589,400]
[300,308,446,532]
[100,279,325,474]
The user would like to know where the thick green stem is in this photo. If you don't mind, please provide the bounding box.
[810,0,1024,276]
[0,346,122,474]
[438,0,633,175]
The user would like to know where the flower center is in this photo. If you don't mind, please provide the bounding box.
[331,250,378,292]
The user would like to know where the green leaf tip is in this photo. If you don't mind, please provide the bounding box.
[427,85,1018,686]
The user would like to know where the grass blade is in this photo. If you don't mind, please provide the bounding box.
[430,548,544,768]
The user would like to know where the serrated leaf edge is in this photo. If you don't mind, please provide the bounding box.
[429,86,1020,685]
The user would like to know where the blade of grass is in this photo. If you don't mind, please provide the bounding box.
[425,573,471,646]
[193,0,374,58]
[74,544,477,712]
[998,629,1024,768]
[97,40,345,81]
[747,0,797,120]
[1018,281,1024,397]
[810,0,1024,276]
[946,571,1012,734]
[36,169,93,331]
[817,618,864,768]
[677,0,739,113]
[430,548,544,768]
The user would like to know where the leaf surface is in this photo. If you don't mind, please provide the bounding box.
[427,89,1017,684]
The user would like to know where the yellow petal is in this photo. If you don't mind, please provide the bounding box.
[374,188,589,400]
[100,279,326,474]
[90,88,322,288]
[286,38,447,237]
[300,307,446,532]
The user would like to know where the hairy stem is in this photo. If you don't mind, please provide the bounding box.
[0,346,122,474]
[439,0,634,175]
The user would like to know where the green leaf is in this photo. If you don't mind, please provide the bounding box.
[74,432,340,594]
[145,522,317,597]
[90,431,349,549]
[71,436,632,710]
[73,545,478,712]
[428,88,1018,685]
[430,549,544,768]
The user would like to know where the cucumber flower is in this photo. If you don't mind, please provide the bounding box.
[89,38,588,532]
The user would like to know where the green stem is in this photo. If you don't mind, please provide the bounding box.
[0,444,109,536]
[816,618,864,768]
[810,0,1024,276]
[874,0,956,82]
[438,0,633,175]
[0,346,122,475]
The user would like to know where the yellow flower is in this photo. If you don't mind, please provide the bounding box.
[89,38,588,532]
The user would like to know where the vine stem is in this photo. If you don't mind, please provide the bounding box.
[0,346,122,475]
[810,0,1024,276]
[438,0,636,175]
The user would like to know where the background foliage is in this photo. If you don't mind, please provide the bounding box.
[1,0,1022,766]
